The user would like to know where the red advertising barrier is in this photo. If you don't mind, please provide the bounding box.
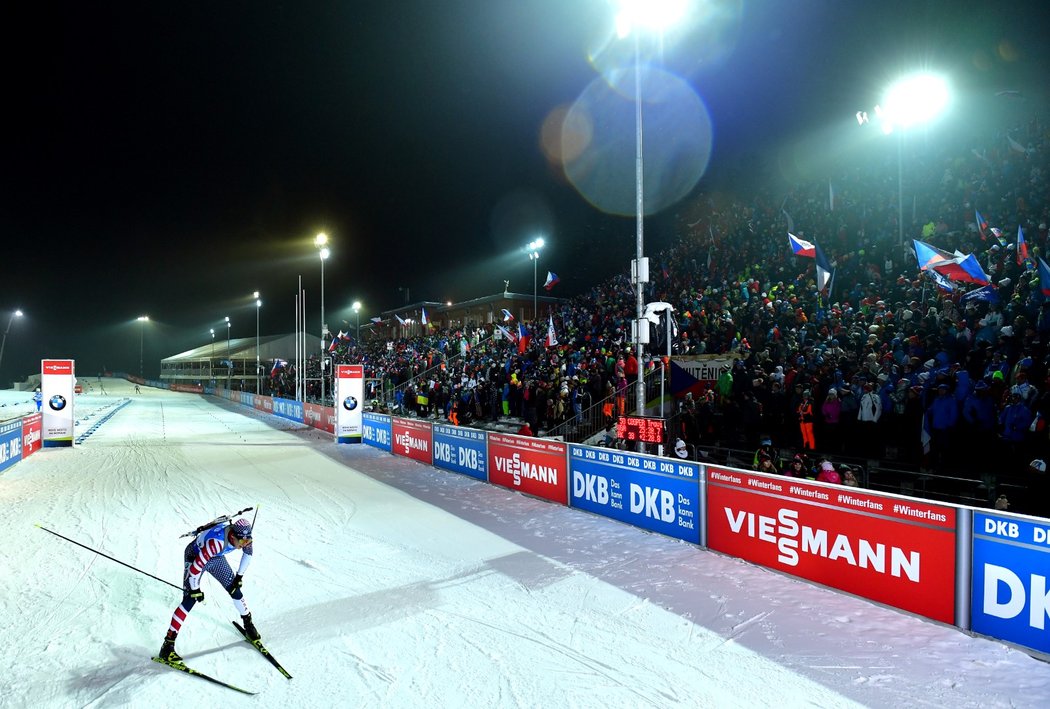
[254,396,273,413]
[304,403,334,433]
[21,414,42,459]
[488,433,567,505]
[391,418,433,465]
[706,467,957,624]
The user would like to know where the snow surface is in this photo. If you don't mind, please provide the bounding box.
[1,379,1048,708]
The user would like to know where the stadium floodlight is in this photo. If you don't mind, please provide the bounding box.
[0,309,24,385]
[614,0,689,439]
[526,237,545,320]
[136,316,149,379]
[873,73,950,244]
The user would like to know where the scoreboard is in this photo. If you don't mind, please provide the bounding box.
[615,415,665,444]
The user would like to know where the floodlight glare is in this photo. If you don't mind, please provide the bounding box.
[881,73,949,131]
[315,232,328,247]
[320,247,330,260]
[615,0,688,38]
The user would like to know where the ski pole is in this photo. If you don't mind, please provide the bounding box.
[35,524,183,591]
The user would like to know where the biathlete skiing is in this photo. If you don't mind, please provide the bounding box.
[159,517,259,662]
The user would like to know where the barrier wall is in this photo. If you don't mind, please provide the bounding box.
[179,387,1049,660]
[0,419,23,474]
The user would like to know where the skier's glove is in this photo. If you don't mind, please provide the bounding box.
[231,574,243,591]
[188,588,205,602]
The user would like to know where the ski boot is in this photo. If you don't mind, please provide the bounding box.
[241,613,261,641]
[158,633,182,663]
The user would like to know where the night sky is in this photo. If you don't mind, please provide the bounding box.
[2,1,1048,383]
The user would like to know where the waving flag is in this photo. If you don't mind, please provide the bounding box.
[1017,225,1029,265]
[913,239,954,270]
[543,271,560,291]
[517,322,531,354]
[1038,257,1050,297]
[328,330,345,352]
[270,359,288,378]
[788,233,816,257]
[814,244,833,292]
[420,308,429,326]
[1007,135,1027,154]
[926,268,954,292]
[395,313,406,326]
[961,285,999,304]
[545,315,558,347]
[501,308,514,322]
[495,324,517,342]
[370,316,382,324]
[975,209,989,240]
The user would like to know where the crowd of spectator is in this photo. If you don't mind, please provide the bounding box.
[261,115,1049,517]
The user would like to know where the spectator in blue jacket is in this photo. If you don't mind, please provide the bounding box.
[927,383,958,471]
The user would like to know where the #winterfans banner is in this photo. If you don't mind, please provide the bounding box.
[971,512,1050,655]
[487,433,567,505]
[335,364,364,444]
[706,467,958,624]
[41,359,75,447]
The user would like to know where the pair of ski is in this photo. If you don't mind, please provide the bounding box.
[151,621,291,695]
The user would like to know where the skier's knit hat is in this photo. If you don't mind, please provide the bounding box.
[229,518,253,540]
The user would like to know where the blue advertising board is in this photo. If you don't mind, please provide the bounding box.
[569,445,700,543]
[432,424,487,481]
[272,397,304,423]
[0,419,23,475]
[362,412,392,451]
[972,512,1050,655]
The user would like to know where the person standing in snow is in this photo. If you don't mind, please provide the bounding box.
[158,518,258,662]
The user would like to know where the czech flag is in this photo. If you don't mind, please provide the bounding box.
[1017,225,1029,265]
[1038,257,1050,297]
[517,322,531,354]
[328,331,345,352]
[814,244,834,292]
[543,271,560,291]
[421,307,428,326]
[788,233,816,257]
[975,209,989,240]
[270,359,288,378]
[913,239,954,270]
[501,308,514,322]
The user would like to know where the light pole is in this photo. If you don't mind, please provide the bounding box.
[225,316,231,389]
[209,328,215,380]
[254,292,262,394]
[0,309,24,385]
[316,232,330,403]
[526,238,544,320]
[352,301,362,343]
[136,316,149,379]
[873,72,949,245]
[615,1,687,423]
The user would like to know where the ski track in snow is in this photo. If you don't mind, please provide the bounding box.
[1,380,1048,708]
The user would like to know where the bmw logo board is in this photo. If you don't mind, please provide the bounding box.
[343,396,358,411]
[40,359,76,447]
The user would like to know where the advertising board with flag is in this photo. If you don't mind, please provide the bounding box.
[543,271,560,291]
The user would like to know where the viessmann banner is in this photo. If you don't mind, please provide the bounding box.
[391,417,433,465]
[41,359,75,447]
[971,512,1050,655]
[706,467,958,624]
[487,433,567,505]
[569,445,700,544]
